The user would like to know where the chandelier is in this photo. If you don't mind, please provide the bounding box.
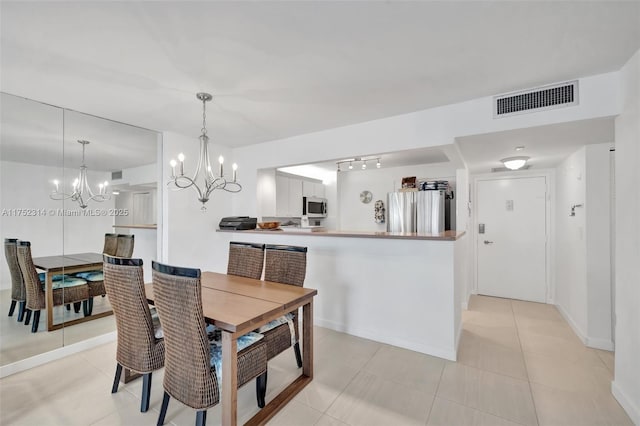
[50,140,110,209]
[336,156,381,172]
[167,92,241,210]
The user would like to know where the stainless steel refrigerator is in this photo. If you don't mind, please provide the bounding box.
[387,191,445,233]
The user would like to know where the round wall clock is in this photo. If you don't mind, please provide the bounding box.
[360,190,373,204]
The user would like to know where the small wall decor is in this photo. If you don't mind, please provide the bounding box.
[374,200,385,224]
[401,176,416,189]
[360,190,373,204]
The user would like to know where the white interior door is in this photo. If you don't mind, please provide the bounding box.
[477,177,547,302]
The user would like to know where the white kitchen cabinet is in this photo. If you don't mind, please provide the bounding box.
[302,180,325,198]
[275,174,289,216]
[276,174,303,216]
[289,178,303,216]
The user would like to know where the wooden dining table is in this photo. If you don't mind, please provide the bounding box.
[145,271,317,426]
[32,252,111,331]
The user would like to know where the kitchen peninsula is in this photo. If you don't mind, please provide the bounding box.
[217,228,468,360]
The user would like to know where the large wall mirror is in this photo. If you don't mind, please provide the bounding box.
[0,92,161,367]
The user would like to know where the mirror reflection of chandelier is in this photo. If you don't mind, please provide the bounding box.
[50,140,110,209]
[167,92,241,211]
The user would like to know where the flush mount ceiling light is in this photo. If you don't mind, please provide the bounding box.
[501,156,530,170]
[167,93,241,210]
[50,140,110,209]
[336,157,381,172]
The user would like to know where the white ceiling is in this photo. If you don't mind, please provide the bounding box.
[0,0,630,363]
[456,117,616,173]
[1,1,638,154]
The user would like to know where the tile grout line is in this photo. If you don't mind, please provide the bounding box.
[438,297,535,426]
[510,300,541,426]
[424,359,447,425]
[320,343,384,423]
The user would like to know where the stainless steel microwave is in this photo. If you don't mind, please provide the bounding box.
[303,196,327,218]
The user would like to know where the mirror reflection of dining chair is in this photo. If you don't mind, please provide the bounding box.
[103,255,164,413]
[115,234,135,258]
[152,261,268,426]
[16,241,90,333]
[103,233,118,256]
[260,245,308,368]
[4,238,27,321]
[227,241,265,279]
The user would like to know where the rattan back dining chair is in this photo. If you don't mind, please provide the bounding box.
[103,233,119,256]
[115,234,135,257]
[261,244,307,367]
[227,241,265,279]
[4,238,27,321]
[103,254,164,413]
[16,241,90,333]
[152,261,268,426]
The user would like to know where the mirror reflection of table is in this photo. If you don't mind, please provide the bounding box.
[145,271,317,426]
[32,252,112,331]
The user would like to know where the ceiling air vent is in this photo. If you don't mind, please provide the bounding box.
[111,170,123,180]
[494,80,578,118]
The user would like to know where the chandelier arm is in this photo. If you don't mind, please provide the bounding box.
[222,182,242,193]
[169,176,206,200]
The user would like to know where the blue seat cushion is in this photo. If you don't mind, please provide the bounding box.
[41,276,87,290]
[257,313,296,345]
[209,331,264,384]
[38,273,68,283]
[75,270,104,282]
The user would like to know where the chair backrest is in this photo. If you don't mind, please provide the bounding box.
[15,241,45,310]
[115,234,135,257]
[264,245,307,287]
[152,261,217,409]
[103,255,164,372]
[227,241,265,280]
[4,238,26,302]
[103,233,119,256]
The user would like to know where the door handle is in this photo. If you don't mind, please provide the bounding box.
[484,240,494,245]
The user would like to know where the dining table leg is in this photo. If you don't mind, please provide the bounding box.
[221,330,238,426]
[302,300,314,379]
[46,273,54,331]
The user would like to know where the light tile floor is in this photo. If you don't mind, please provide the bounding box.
[0,295,632,426]
[0,289,116,366]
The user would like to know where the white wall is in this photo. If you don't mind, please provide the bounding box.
[555,143,613,350]
[585,144,613,348]
[455,168,472,308]
[555,147,589,337]
[0,160,114,289]
[612,50,640,426]
[337,162,456,232]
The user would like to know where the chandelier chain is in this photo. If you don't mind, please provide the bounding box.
[201,98,207,136]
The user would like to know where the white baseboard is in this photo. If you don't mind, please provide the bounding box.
[586,336,615,351]
[612,380,640,426]
[315,318,457,361]
[0,331,116,379]
[556,304,614,350]
[556,303,588,344]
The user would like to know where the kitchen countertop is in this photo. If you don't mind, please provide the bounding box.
[217,229,464,241]
[113,224,157,230]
